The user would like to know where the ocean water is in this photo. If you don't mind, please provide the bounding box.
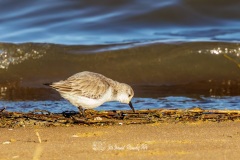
[0,0,240,112]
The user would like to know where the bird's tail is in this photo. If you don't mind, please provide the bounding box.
[43,82,53,86]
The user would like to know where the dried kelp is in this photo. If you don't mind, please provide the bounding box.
[1,108,240,128]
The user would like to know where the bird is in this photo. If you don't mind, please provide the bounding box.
[45,71,135,118]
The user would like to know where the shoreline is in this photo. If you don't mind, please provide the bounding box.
[1,108,240,128]
[1,121,240,159]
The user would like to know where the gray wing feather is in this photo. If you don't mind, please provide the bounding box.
[51,72,111,99]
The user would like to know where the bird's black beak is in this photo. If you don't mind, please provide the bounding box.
[129,101,135,113]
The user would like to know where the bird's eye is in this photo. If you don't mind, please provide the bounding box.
[128,94,131,97]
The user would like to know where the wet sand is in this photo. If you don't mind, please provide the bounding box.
[1,121,240,160]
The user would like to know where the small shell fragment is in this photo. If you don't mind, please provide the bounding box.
[12,155,20,159]
[72,135,79,138]
[94,117,102,121]
[2,141,11,144]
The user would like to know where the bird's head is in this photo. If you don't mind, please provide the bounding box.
[116,83,135,112]
[117,83,134,104]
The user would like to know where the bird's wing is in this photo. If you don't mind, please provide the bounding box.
[51,73,111,99]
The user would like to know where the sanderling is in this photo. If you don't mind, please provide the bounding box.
[45,71,135,118]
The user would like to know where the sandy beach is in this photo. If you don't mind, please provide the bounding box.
[1,121,240,160]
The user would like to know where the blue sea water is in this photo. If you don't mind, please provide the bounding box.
[1,96,240,113]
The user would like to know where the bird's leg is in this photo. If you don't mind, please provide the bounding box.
[78,106,86,118]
